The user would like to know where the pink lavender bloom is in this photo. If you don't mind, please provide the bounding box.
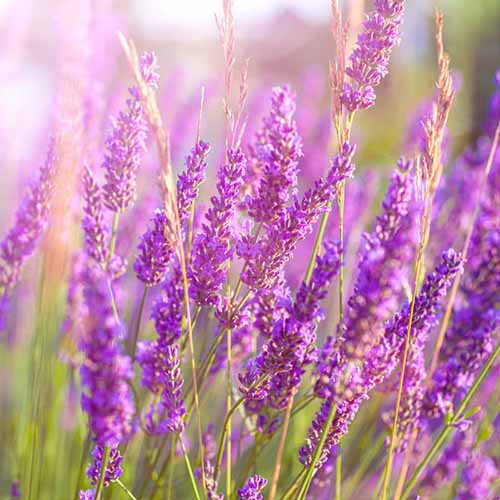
[237,474,268,500]
[79,264,135,446]
[301,250,462,470]
[239,143,355,290]
[86,445,123,487]
[82,166,109,265]
[0,140,56,303]
[455,451,498,500]
[177,140,210,226]
[247,85,303,225]
[342,0,405,112]
[102,52,159,213]
[189,148,246,307]
[134,208,174,286]
[342,159,414,360]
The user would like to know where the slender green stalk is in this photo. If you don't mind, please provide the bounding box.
[214,396,247,481]
[297,403,338,500]
[108,213,120,261]
[73,433,90,500]
[280,468,308,500]
[115,479,139,500]
[94,446,111,500]
[166,435,176,500]
[226,282,233,498]
[381,243,425,500]
[129,285,148,361]
[401,341,500,499]
[336,444,343,500]
[180,437,202,500]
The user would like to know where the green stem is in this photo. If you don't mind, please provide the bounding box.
[130,285,148,361]
[401,341,500,499]
[297,402,337,500]
[214,396,247,481]
[115,479,139,500]
[226,284,233,498]
[166,434,175,500]
[336,444,342,500]
[180,437,202,500]
[94,446,111,500]
[108,213,120,261]
[280,469,308,500]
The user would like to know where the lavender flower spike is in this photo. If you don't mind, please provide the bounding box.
[189,148,246,307]
[177,140,210,227]
[0,139,56,330]
[0,139,56,291]
[239,142,355,290]
[248,85,303,224]
[342,0,405,111]
[301,249,462,470]
[86,445,123,487]
[134,208,174,287]
[82,166,109,265]
[79,264,135,447]
[238,474,268,500]
[102,52,159,212]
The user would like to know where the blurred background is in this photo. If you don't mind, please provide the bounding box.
[0,0,499,244]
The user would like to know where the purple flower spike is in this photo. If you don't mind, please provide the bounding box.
[248,85,303,224]
[87,445,123,487]
[301,249,462,470]
[82,166,109,265]
[0,139,56,291]
[134,208,174,287]
[102,78,149,213]
[79,264,135,447]
[177,140,210,227]
[342,0,405,112]
[238,474,268,500]
[343,159,414,360]
[239,143,354,290]
[189,148,246,307]
[455,451,498,500]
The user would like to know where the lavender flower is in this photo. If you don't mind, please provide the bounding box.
[239,142,355,290]
[140,344,186,435]
[177,140,210,226]
[138,261,186,434]
[79,490,94,500]
[189,148,246,306]
[238,475,268,500]
[79,264,135,446]
[301,249,462,469]
[102,52,159,212]
[134,208,174,286]
[342,0,405,111]
[86,445,123,487]
[248,85,303,224]
[455,451,498,500]
[0,139,56,291]
[342,159,415,360]
[82,166,109,264]
[10,480,21,498]
[243,240,342,412]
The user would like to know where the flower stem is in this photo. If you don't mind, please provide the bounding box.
[115,479,139,500]
[297,402,338,500]
[180,437,202,500]
[226,281,233,498]
[380,247,425,500]
[108,213,120,261]
[93,445,110,500]
[129,285,148,361]
[401,341,500,499]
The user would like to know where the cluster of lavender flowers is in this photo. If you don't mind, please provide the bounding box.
[3,3,500,500]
